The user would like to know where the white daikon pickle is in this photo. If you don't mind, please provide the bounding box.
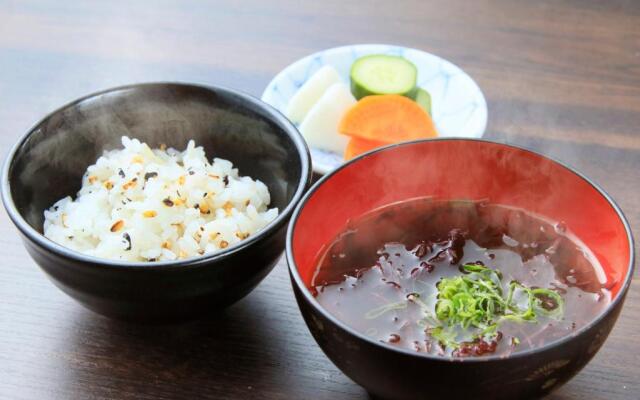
[286,65,342,124]
[299,83,355,154]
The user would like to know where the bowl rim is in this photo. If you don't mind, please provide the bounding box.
[286,137,635,363]
[1,81,312,270]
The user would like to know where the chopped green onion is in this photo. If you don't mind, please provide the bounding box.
[432,263,564,348]
[365,300,408,319]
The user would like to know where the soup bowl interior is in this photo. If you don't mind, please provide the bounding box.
[287,139,633,399]
[3,82,310,321]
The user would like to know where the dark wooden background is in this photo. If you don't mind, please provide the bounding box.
[0,1,638,399]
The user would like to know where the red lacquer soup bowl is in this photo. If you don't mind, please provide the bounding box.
[286,139,634,400]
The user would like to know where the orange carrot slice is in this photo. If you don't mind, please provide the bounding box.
[339,94,437,142]
[344,137,389,160]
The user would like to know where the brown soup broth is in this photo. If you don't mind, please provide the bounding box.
[311,198,611,358]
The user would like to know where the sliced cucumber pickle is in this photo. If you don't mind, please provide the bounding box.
[415,88,432,116]
[350,54,418,100]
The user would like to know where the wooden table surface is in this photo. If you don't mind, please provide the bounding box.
[1,1,638,399]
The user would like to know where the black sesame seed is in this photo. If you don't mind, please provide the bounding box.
[188,170,195,175]
[144,172,158,181]
[118,169,125,178]
[162,198,174,207]
[223,176,229,186]
[122,233,132,251]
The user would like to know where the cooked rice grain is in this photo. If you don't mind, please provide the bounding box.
[43,136,278,262]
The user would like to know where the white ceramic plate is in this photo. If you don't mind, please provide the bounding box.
[261,44,488,174]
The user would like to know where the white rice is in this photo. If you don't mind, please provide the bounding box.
[43,136,278,262]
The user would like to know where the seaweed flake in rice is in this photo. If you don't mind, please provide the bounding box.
[43,136,278,262]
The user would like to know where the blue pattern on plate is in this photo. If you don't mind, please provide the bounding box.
[262,44,488,174]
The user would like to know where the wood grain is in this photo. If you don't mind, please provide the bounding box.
[0,0,638,399]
